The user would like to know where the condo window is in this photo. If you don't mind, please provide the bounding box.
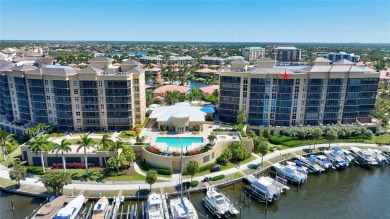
[46,96,50,100]
[48,110,52,115]
[45,88,50,93]
[100,104,104,110]
[74,89,79,95]
[77,119,81,123]
[134,86,139,91]
[99,89,103,95]
[134,79,139,84]
[75,104,80,110]
[44,80,48,85]
[100,97,104,102]
[135,94,139,98]
[136,108,140,112]
[76,112,81,116]
[47,103,51,108]
[73,81,78,87]
[101,119,105,124]
[135,101,140,105]
[101,112,105,116]
[75,97,79,102]
[99,81,103,87]
[50,80,53,86]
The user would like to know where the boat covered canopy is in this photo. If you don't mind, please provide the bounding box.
[295,160,303,167]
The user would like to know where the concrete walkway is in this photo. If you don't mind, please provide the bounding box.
[0,143,388,191]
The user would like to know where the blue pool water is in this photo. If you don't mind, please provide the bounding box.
[155,137,204,148]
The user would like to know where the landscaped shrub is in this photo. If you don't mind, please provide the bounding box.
[140,162,172,175]
[211,174,225,181]
[191,180,199,187]
[200,147,210,153]
[193,125,200,132]
[185,150,200,156]
[199,163,215,172]
[145,146,161,155]
[52,162,94,169]
[6,141,19,154]
[172,152,180,157]
[122,131,137,137]
[160,125,168,131]
[212,128,237,132]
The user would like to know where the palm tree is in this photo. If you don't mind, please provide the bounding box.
[146,91,154,107]
[29,135,49,173]
[164,91,182,105]
[0,130,14,161]
[101,134,112,169]
[108,140,125,174]
[77,134,94,177]
[52,139,72,173]
[186,87,202,101]
[25,127,39,139]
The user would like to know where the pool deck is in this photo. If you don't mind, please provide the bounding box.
[140,124,237,152]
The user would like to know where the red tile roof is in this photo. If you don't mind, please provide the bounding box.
[153,85,189,96]
[199,85,219,95]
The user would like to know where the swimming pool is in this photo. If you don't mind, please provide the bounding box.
[155,137,204,148]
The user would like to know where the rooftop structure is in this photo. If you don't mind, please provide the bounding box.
[153,85,190,98]
[323,52,360,63]
[199,85,219,97]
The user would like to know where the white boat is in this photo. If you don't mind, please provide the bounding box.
[145,192,165,219]
[295,156,325,173]
[311,155,333,170]
[332,148,355,164]
[92,196,110,219]
[245,175,282,203]
[170,197,198,219]
[351,147,378,165]
[286,161,309,174]
[33,195,66,219]
[54,195,85,219]
[367,149,388,165]
[272,163,307,184]
[322,150,349,169]
[203,186,238,217]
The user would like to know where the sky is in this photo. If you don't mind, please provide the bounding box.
[0,0,389,43]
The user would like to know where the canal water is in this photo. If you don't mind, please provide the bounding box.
[1,165,389,219]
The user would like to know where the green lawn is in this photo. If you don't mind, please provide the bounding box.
[0,146,22,167]
[364,134,390,144]
[185,155,256,178]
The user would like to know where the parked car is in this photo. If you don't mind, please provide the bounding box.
[202,177,212,182]
[210,164,221,172]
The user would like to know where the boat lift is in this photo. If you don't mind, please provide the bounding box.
[264,176,290,193]
[111,196,125,218]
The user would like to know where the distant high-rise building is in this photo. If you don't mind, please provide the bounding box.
[323,52,360,63]
[241,47,265,62]
[218,57,380,133]
[272,46,301,62]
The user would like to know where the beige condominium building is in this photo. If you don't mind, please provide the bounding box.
[219,57,381,133]
[0,57,146,135]
[242,47,266,62]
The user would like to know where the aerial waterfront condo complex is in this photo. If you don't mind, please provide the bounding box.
[219,57,381,132]
[0,58,146,135]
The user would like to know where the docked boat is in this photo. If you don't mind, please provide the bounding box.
[245,175,282,203]
[350,147,378,166]
[294,156,324,173]
[33,195,66,219]
[286,160,309,174]
[311,155,333,170]
[92,196,110,219]
[323,150,349,169]
[145,192,166,219]
[54,195,85,219]
[272,163,308,184]
[170,197,198,219]
[203,186,238,217]
[367,149,389,165]
[332,148,355,164]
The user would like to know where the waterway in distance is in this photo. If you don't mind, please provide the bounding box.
[0,165,389,219]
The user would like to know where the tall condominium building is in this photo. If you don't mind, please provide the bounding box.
[219,57,381,132]
[0,58,146,135]
[323,52,360,63]
[272,46,302,62]
[241,47,265,62]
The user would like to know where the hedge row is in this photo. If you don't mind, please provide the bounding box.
[183,180,199,188]
[140,162,172,175]
[211,174,225,181]
[52,162,94,169]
